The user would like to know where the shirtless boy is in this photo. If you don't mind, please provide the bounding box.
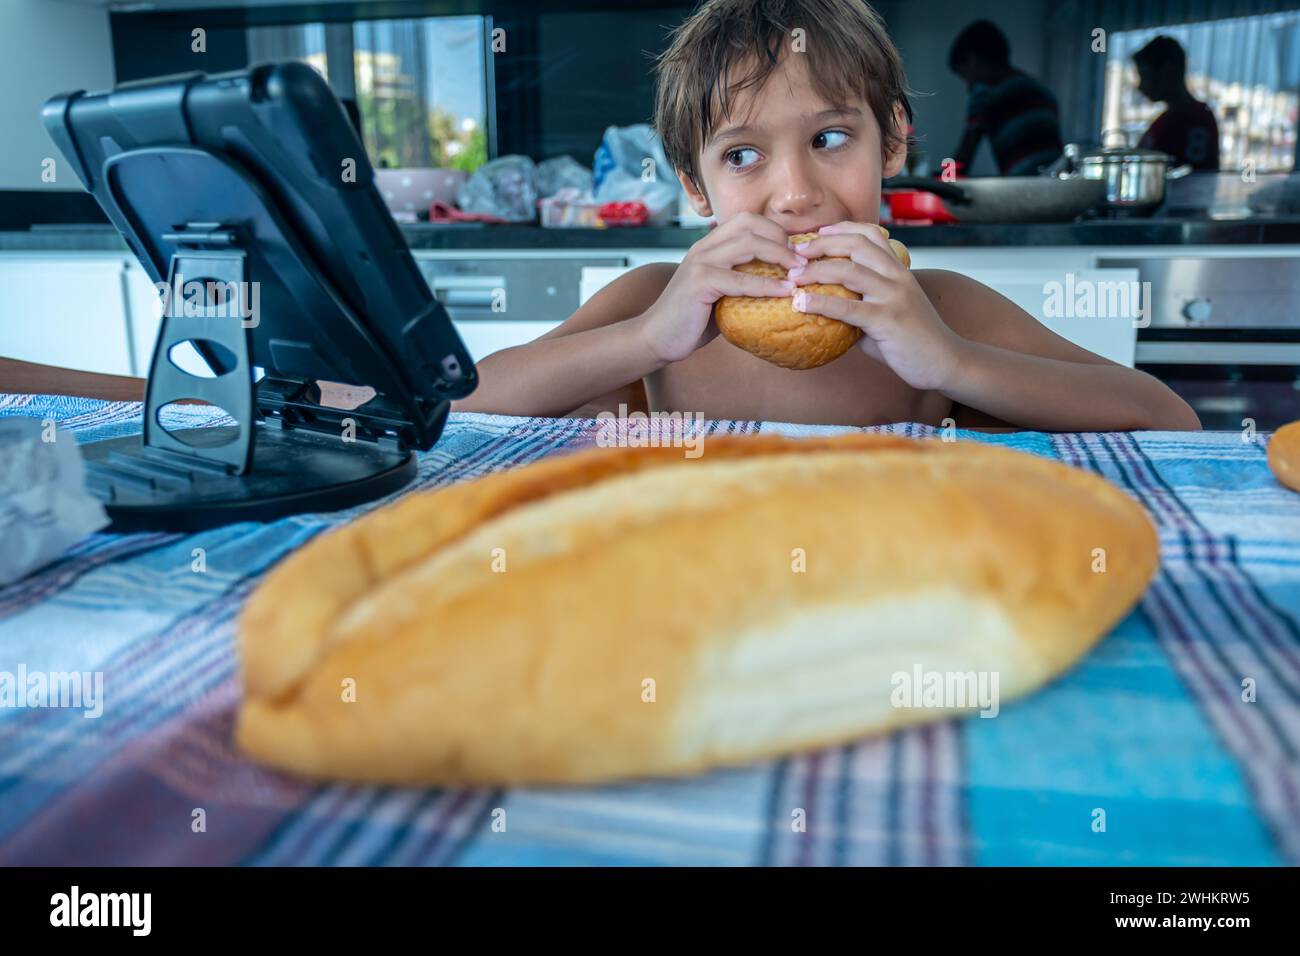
[453,0,1199,432]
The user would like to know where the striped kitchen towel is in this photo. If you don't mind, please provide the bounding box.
[0,392,1296,865]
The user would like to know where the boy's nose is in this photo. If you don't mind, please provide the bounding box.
[770,158,824,218]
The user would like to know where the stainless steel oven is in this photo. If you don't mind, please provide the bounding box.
[1099,255,1300,429]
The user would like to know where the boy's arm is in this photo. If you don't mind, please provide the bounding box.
[450,263,674,417]
[919,269,1201,432]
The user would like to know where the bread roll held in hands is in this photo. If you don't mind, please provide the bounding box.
[714,225,911,370]
[236,432,1158,788]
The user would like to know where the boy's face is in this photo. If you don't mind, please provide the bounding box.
[678,52,905,234]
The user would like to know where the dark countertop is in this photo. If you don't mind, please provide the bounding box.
[398,217,1300,249]
[4,217,1300,253]
[891,216,1300,248]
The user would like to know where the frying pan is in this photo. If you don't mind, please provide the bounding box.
[884,175,1108,223]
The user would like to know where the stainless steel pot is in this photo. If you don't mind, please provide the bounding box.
[1065,130,1193,216]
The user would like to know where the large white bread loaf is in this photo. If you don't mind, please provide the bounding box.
[236,433,1158,786]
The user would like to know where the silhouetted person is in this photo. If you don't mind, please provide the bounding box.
[1134,36,1219,170]
[947,20,1063,176]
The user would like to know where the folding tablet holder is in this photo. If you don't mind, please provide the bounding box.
[75,144,455,532]
[43,65,477,533]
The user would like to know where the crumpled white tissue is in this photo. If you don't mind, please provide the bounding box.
[0,416,110,586]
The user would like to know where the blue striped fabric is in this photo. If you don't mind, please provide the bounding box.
[0,392,1295,866]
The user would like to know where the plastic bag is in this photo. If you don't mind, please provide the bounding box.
[592,124,683,225]
[537,155,594,199]
[455,154,539,222]
[0,416,109,586]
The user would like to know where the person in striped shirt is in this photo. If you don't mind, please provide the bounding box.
[946,20,1064,177]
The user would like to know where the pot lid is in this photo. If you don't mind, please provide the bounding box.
[1073,135,1173,164]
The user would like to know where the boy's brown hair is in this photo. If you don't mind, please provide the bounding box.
[653,0,912,191]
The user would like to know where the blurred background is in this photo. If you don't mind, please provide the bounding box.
[5,0,1296,191]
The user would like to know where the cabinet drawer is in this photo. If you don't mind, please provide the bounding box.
[413,255,626,325]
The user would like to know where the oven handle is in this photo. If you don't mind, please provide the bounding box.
[1136,342,1300,364]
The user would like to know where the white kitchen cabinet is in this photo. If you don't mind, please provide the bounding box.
[936,267,1139,366]
[122,260,164,375]
[910,250,1138,366]
[4,242,1285,380]
[453,320,561,363]
[580,265,638,304]
[0,255,135,376]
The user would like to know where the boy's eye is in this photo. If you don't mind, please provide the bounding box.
[813,129,850,150]
[724,147,761,169]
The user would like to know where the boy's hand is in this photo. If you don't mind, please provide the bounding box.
[789,222,966,390]
[637,212,804,365]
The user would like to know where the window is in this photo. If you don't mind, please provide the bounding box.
[248,16,490,173]
[1102,11,1300,172]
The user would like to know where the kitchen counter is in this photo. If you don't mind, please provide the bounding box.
[401,217,1300,249]
[7,219,1295,390]
[5,216,1300,253]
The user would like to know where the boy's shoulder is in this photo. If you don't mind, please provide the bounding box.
[913,267,1118,367]
[912,268,994,336]
[537,260,678,343]
[588,260,677,319]
[625,260,678,289]
[913,267,1046,350]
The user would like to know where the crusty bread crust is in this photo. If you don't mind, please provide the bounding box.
[1268,420,1300,492]
[236,433,1158,786]
[713,226,909,370]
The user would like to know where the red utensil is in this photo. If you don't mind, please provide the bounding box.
[883,189,956,225]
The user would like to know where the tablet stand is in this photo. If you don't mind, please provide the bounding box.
[142,226,256,473]
[80,149,441,533]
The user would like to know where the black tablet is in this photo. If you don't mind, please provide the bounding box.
[42,62,476,451]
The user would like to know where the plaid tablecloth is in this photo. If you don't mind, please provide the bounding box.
[1,392,1297,866]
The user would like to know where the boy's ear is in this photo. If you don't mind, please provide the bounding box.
[677,168,712,216]
[882,101,908,179]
